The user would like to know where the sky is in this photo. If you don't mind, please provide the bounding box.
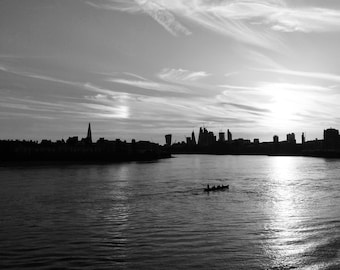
[1,0,340,144]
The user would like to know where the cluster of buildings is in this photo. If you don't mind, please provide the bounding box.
[166,127,300,147]
[166,127,340,157]
[165,127,232,147]
[2,124,340,163]
[0,123,170,163]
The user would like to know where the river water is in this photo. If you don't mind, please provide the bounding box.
[1,155,340,269]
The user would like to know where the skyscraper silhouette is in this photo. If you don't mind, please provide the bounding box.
[287,133,296,144]
[219,132,225,142]
[165,134,172,146]
[191,131,196,145]
[87,123,92,144]
[227,129,232,142]
[302,132,305,144]
[323,128,339,149]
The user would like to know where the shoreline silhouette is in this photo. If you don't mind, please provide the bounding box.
[166,127,340,158]
[2,124,340,165]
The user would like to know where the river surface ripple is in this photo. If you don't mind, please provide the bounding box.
[1,155,340,269]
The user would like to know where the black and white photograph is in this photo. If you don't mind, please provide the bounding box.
[1,1,340,269]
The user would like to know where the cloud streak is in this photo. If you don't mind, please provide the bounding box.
[1,61,193,97]
[158,68,210,82]
[0,63,134,119]
[257,68,340,83]
[0,94,131,120]
[134,0,191,36]
[87,0,340,49]
[109,78,190,93]
[87,0,191,36]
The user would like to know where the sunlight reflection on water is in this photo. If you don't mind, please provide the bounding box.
[0,155,339,269]
[262,157,339,269]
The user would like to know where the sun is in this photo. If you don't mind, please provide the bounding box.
[268,98,297,129]
[260,83,306,131]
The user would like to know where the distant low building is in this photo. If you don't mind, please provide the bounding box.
[67,136,78,145]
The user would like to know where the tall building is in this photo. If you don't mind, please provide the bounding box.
[208,131,216,145]
[227,129,232,142]
[323,128,339,149]
[191,131,196,145]
[198,127,215,146]
[218,132,225,142]
[302,133,305,144]
[165,134,172,146]
[287,133,296,144]
[198,127,203,145]
[86,123,92,144]
[198,127,207,145]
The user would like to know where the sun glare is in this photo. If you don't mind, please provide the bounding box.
[261,83,306,131]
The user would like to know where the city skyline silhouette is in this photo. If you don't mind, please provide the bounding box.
[1,122,340,164]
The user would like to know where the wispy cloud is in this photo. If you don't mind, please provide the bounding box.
[219,82,334,94]
[86,0,140,12]
[0,61,197,111]
[0,94,131,120]
[87,0,191,36]
[0,62,144,98]
[0,63,134,119]
[83,93,131,119]
[83,83,131,96]
[79,103,129,119]
[268,7,340,33]
[87,0,340,49]
[0,111,56,120]
[0,62,81,87]
[257,68,340,83]
[0,96,68,118]
[158,68,210,82]
[220,102,270,113]
[108,77,191,93]
[134,0,191,36]
[244,49,284,69]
